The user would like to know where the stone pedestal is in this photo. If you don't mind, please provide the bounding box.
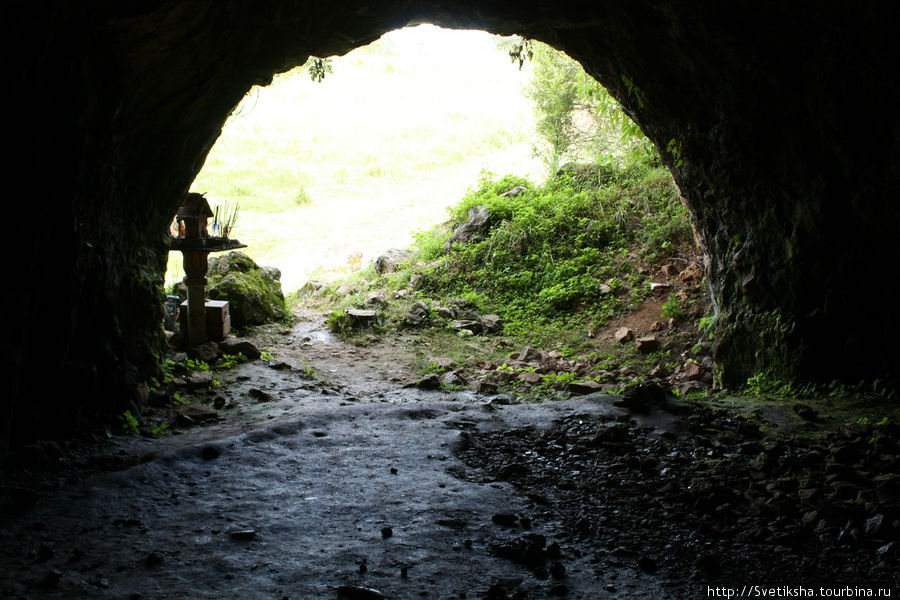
[182,251,209,348]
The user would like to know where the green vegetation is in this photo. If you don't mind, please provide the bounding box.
[523,41,656,173]
[119,410,140,435]
[416,158,692,342]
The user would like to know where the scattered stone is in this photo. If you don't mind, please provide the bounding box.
[374,249,413,275]
[298,279,326,296]
[218,337,261,359]
[187,341,221,363]
[449,319,482,334]
[567,380,603,395]
[213,396,226,409]
[176,403,218,424]
[416,374,442,390]
[636,336,660,353]
[477,380,499,395]
[345,309,379,328]
[480,314,502,333]
[649,364,669,378]
[445,205,491,250]
[442,370,468,387]
[186,370,214,389]
[381,526,393,539]
[679,263,704,282]
[363,291,388,309]
[864,514,884,536]
[517,372,542,386]
[650,282,672,293]
[683,359,705,381]
[267,361,292,371]
[614,327,634,343]
[229,529,256,541]
[404,302,430,326]
[614,383,668,414]
[598,283,613,295]
[436,306,457,319]
[248,388,277,403]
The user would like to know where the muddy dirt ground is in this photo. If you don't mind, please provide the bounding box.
[1,311,897,599]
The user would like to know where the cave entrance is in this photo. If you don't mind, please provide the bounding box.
[166,25,546,295]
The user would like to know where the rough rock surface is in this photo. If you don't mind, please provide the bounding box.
[204,252,289,329]
[7,1,899,454]
[373,249,413,275]
[445,205,491,250]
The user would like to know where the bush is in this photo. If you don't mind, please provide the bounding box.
[415,156,690,341]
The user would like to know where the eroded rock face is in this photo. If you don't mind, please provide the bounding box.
[6,1,898,453]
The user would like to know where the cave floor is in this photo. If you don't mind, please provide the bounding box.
[1,312,896,599]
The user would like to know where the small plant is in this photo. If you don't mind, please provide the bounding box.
[218,353,247,370]
[698,315,717,336]
[184,358,210,371]
[120,410,140,435]
[661,293,688,322]
[260,350,275,361]
[150,423,169,437]
[745,372,794,396]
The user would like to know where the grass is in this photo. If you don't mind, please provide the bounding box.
[168,25,544,292]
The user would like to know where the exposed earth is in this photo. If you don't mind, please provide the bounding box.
[1,310,897,599]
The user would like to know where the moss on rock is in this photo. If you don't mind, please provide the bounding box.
[206,252,290,330]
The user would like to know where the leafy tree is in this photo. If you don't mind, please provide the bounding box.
[523,41,656,171]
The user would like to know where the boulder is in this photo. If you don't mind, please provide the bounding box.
[568,380,604,395]
[202,252,289,329]
[374,249,413,275]
[449,319,482,334]
[683,359,705,380]
[187,341,221,363]
[636,336,660,353]
[345,309,379,328]
[363,291,388,309]
[614,327,634,344]
[298,280,327,296]
[218,337,261,359]
[479,314,502,334]
[444,205,491,250]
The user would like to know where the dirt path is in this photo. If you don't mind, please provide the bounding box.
[1,313,673,599]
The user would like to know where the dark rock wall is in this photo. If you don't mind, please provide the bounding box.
[6,1,898,453]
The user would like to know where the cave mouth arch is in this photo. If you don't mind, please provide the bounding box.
[8,1,898,454]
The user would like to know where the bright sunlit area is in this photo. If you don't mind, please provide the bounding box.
[167,25,544,292]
